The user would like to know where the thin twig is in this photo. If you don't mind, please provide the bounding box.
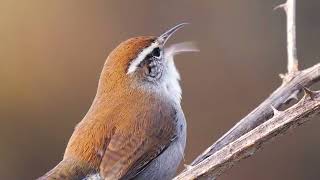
[275,0,299,73]
[286,0,299,73]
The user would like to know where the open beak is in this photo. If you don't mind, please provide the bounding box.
[158,23,199,57]
[157,23,189,46]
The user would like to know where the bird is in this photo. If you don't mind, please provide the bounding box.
[37,23,198,180]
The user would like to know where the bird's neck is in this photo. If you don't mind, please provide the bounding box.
[37,159,96,180]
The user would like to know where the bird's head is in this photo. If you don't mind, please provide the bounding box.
[99,23,198,104]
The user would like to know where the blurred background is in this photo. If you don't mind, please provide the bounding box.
[1,0,320,179]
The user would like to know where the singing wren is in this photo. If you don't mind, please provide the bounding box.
[38,23,197,180]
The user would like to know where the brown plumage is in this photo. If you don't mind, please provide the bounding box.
[37,23,194,180]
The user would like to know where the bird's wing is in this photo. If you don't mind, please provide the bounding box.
[99,106,179,180]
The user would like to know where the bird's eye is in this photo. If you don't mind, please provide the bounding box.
[151,47,161,57]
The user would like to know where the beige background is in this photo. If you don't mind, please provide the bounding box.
[1,0,320,179]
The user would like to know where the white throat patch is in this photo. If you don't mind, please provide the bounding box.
[161,42,199,104]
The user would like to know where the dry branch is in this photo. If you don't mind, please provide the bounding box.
[174,90,320,179]
[190,63,320,166]
[174,0,320,179]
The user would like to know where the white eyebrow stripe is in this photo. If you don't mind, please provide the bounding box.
[127,42,159,74]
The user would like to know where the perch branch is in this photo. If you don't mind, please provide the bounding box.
[190,63,320,166]
[174,89,320,179]
[175,0,320,179]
